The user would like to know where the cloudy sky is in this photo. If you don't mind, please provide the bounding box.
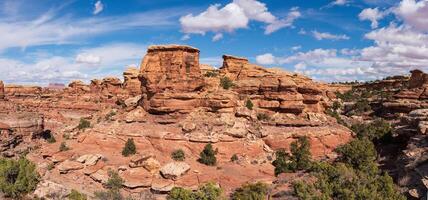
[0,0,427,84]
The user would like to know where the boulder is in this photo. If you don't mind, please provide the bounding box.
[160,162,190,180]
[76,154,103,166]
[90,169,110,184]
[57,160,84,174]
[33,180,70,200]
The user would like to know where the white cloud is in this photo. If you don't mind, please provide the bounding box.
[93,1,104,15]
[331,0,349,6]
[256,53,275,65]
[212,33,224,41]
[75,53,101,64]
[291,45,302,51]
[0,43,146,85]
[265,7,301,34]
[179,0,300,38]
[181,34,191,41]
[358,7,386,29]
[394,0,428,32]
[0,8,182,52]
[311,30,350,40]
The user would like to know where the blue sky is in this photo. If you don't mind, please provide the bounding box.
[0,0,427,85]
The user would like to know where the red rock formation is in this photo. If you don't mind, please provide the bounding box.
[123,67,141,95]
[139,45,205,114]
[101,77,123,95]
[409,69,428,89]
[0,80,4,100]
[5,85,42,97]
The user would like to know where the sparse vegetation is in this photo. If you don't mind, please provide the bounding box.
[351,119,392,142]
[69,189,88,200]
[171,149,186,161]
[257,113,270,121]
[122,138,136,157]
[94,170,124,200]
[198,143,217,166]
[59,142,70,151]
[168,182,222,200]
[220,76,234,90]
[105,110,117,121]
[245,99,254,110]
[273,136,312,175]
[0,157,39,198]
[47,163,54,171]
[77,118,91,130]
[231,182,269,200]
[204,71,219,77]
[291,133,405,200]
[231,154,238,162]
[63,133,70,140]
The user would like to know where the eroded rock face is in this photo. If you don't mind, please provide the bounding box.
[220,55,326,114]
[139,45,205,114]
[0,112,44,137]
[123,67,141,95]
[409,69,428,89]
[5,85,42,97]
[0,80,4,99]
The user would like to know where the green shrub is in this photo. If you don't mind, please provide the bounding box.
[335,138,377,172]
[122,138,136,157]
[220,77,234,90]
[231,182,268,200]
[0,157,39,198]
[94,170,124,200]
[69,189,87,200]
[171,149,185,161]
[59,142,70,152]
[47,163,54,171]
[168,182,222,200]
[47,135,56,143]
[245,99,254,110]
[351,119,392,141]
[331,101,341,111]
[63,133,70,140]
[293,162,405,200]
[77,118,91,130]
[231,154,238,162]
[353,99,371,114]
[273,136,312,175]
[198,143,217,166]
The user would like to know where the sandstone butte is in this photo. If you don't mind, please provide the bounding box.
[0,45,353,199]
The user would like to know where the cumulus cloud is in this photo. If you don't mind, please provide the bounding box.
[75,53,101,64]
[311,30,350,40]
[291,45,302,51]
[212,33,224,41]
[394,0,428,32]
[93,1,104,15]
[358,7,387,28]
[179,0,300,38]
[256,53,275,65]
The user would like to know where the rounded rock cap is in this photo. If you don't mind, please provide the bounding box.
[147,44,199,53]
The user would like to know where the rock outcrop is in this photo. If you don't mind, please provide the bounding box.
[123,67,141,95]
[0,80,4,100]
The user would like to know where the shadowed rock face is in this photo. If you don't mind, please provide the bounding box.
[0,81,4,100]
[409,69,428,89]
[123,67,141,95]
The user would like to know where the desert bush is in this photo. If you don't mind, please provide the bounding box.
[331,101,342,111]
[69,189,87,200]
[231,182,268,200]
[352,99,371,114]
[231,154,238,162]
[245,99,254,110]
[198,143,217,166]
[168,182,222,200]
[273,136,312,175]
[94,170,124,200]
[171,149,185,161]
[335,138,377,172]
[77,118,91,130]
[59,142,70,152]
[122,138,136,157]
[0,157,39,198]
[351,119,392,142]
[220,77,234,90]
[105,110,117,121]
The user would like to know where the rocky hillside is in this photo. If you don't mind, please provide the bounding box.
[0,45,359,199]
